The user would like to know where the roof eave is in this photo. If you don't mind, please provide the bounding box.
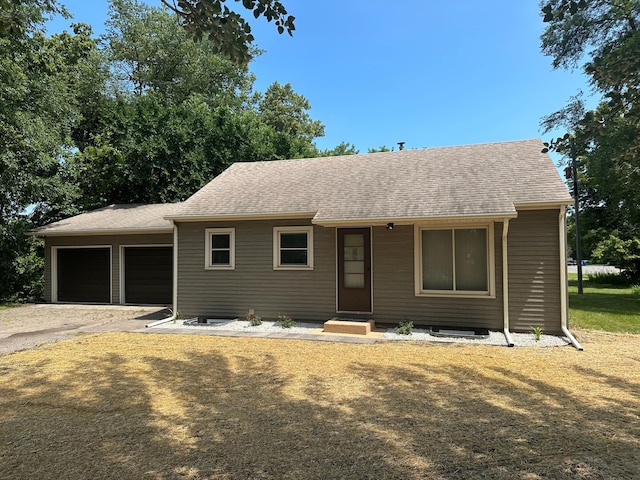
[29,227,174,237]
[514,200,574,210]
[165,212,317,222]
[313,212,519,228]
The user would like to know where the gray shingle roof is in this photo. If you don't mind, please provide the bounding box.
[32,203,180,236]
[170,139,572,224]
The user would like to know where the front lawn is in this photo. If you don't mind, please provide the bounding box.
[568,277,640,333]
[1,332,638,479]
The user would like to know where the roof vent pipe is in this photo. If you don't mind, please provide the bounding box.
[397,142,405,151]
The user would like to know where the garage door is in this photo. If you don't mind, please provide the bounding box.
[57,248,111,303]
[123,246,173,305]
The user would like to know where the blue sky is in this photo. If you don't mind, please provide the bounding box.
[47,0,592,159]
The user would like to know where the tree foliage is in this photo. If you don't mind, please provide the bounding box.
[65,0,325,211]
[0,0,94,300]
[159,0,294,65]
[0,0,62,38]
[320,142,359,157]
[541,0,640,280]
[541,0,640,153]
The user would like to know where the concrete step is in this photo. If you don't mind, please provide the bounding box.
[323,318,375,335]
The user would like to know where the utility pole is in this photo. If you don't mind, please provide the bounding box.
[571,139,584,294]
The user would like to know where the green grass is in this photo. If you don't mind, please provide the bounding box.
[568,276,640,333]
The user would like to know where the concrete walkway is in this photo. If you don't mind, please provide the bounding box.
[138,325,379,344]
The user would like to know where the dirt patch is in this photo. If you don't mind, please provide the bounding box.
[0,304,169,354]
[0,329,638,479]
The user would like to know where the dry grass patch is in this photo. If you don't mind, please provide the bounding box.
[1,330,639,479]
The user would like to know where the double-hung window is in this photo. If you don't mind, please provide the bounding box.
[273,226,314,270]
[205,228,235,270]
[416,224,493,296]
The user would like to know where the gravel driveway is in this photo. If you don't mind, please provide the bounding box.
[0,304,169,355]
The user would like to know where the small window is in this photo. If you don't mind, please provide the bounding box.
[273,226,314,270]
[205,228,235,270]
[416,224,493,297]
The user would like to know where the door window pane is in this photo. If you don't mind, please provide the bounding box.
[344,233,365,288]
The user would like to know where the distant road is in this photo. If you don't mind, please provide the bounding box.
[567,265,621,274]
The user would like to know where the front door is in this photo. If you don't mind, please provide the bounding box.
[337,228,372,312]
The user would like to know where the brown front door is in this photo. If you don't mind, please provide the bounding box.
[338,228,372,312]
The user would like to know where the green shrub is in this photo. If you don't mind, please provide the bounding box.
[277,313,294,328]
[632,285,640,297]
[591,234,640,283]
[588,272,631,286]
[246,311,262,326]
[396,319,413,335]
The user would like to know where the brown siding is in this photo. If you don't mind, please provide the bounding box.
[44,233,173,304]
[508,209,562,333]
[176,220,336,320]
[372,224,504,329]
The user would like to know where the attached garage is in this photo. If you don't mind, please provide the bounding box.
[122,246,173,305]
[32,203,179,306]
[55,247,111,303]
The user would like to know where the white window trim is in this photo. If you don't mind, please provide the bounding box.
[205,228,235,270]
[273,226,314,270]
[414,222,495,298]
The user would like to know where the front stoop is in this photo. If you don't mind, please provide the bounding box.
[323,319,375,336]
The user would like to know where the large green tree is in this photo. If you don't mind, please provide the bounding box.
[541,0,640,280]
[0,1,98,300]
[257,81,325,159]
[67,0,325,210]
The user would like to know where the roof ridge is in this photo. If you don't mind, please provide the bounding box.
[229,138,544,166]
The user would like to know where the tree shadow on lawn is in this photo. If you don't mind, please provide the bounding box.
[0,339,639,479]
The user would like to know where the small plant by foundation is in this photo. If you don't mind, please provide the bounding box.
[246,311,262,326]
[277,313,294,328]
[531,325,543,341]
[396,319,413,335]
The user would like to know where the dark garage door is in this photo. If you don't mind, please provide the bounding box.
[124,246,172,305]
[57,248,111,303]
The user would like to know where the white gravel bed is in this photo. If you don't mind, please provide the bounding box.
[157,318,325,334]
[152,318,572,347]
[381,328,572,347]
